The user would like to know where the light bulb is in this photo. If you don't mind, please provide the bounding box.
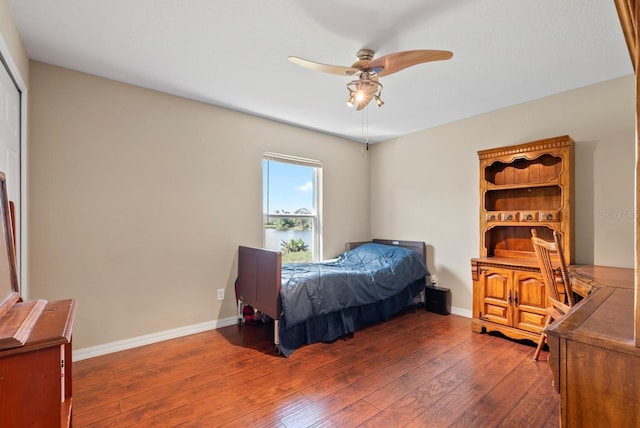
[346,93,355,107]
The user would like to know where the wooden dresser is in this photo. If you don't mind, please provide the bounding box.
[0,170,77,428]
[0,299,76,427]
[546,266,639,427]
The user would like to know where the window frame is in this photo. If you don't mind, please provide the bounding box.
[263,153,322,261]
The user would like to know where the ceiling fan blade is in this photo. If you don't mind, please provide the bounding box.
[368,50,453,77]
[288,56,359,76]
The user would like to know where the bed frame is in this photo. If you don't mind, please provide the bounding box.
[237,239,427,354]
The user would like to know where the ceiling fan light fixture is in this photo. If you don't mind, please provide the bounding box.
[346,78,383,110]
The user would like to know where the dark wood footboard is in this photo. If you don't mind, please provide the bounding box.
[237,246,282,320]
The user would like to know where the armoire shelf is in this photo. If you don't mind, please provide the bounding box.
[485,180,562,188]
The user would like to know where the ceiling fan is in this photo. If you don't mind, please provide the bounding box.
[288,48,453,110]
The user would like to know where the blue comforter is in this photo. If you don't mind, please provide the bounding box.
[280,243,429,327]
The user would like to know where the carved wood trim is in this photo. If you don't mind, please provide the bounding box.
[473,260,543,274]
[477,135,572,160]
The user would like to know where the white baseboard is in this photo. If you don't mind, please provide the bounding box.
[73,316,238,361]
[74,306,472,361]
[451,306,472,318]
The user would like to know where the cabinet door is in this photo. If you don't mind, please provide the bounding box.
[512,271,547,333]
[479,267,512,326]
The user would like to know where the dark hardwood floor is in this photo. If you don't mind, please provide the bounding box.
[73,308,559,427]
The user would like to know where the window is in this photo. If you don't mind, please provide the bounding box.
[263,153,321,262]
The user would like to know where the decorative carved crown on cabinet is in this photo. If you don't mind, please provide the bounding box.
[471,135,574,342]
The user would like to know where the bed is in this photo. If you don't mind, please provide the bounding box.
[237,239,429,356]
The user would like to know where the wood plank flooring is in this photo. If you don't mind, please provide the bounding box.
[72,308,559,427]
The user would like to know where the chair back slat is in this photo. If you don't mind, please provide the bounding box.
[531,229,573,361]
[530,229,572,311]
[553,231,575,306]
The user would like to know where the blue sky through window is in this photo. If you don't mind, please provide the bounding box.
[263,160,314,214]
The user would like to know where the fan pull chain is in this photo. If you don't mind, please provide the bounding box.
[361,108,365,155]
[361,107,369,156]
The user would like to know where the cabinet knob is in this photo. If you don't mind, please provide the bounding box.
[546,213,553,220]
[507,214,513,220]
[490,215,496,221]
[527,214,533,220]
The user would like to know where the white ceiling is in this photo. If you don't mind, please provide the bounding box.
[8,0,633,144]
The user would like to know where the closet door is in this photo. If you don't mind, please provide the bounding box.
[0,55,21,273]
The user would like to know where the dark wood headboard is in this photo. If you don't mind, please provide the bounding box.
[346,239,426,261]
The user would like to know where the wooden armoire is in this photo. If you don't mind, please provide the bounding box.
[470,135,574,342]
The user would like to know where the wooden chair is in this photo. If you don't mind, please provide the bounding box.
[531,229,574,361]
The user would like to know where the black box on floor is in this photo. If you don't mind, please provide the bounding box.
[425,285,451,315]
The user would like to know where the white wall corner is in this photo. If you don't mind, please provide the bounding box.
[450,306,472,318]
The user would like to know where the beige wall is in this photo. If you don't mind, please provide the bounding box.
[28,61,370,349]
[370,74,635,313]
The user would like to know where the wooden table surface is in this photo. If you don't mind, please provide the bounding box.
[546,265,639,427]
